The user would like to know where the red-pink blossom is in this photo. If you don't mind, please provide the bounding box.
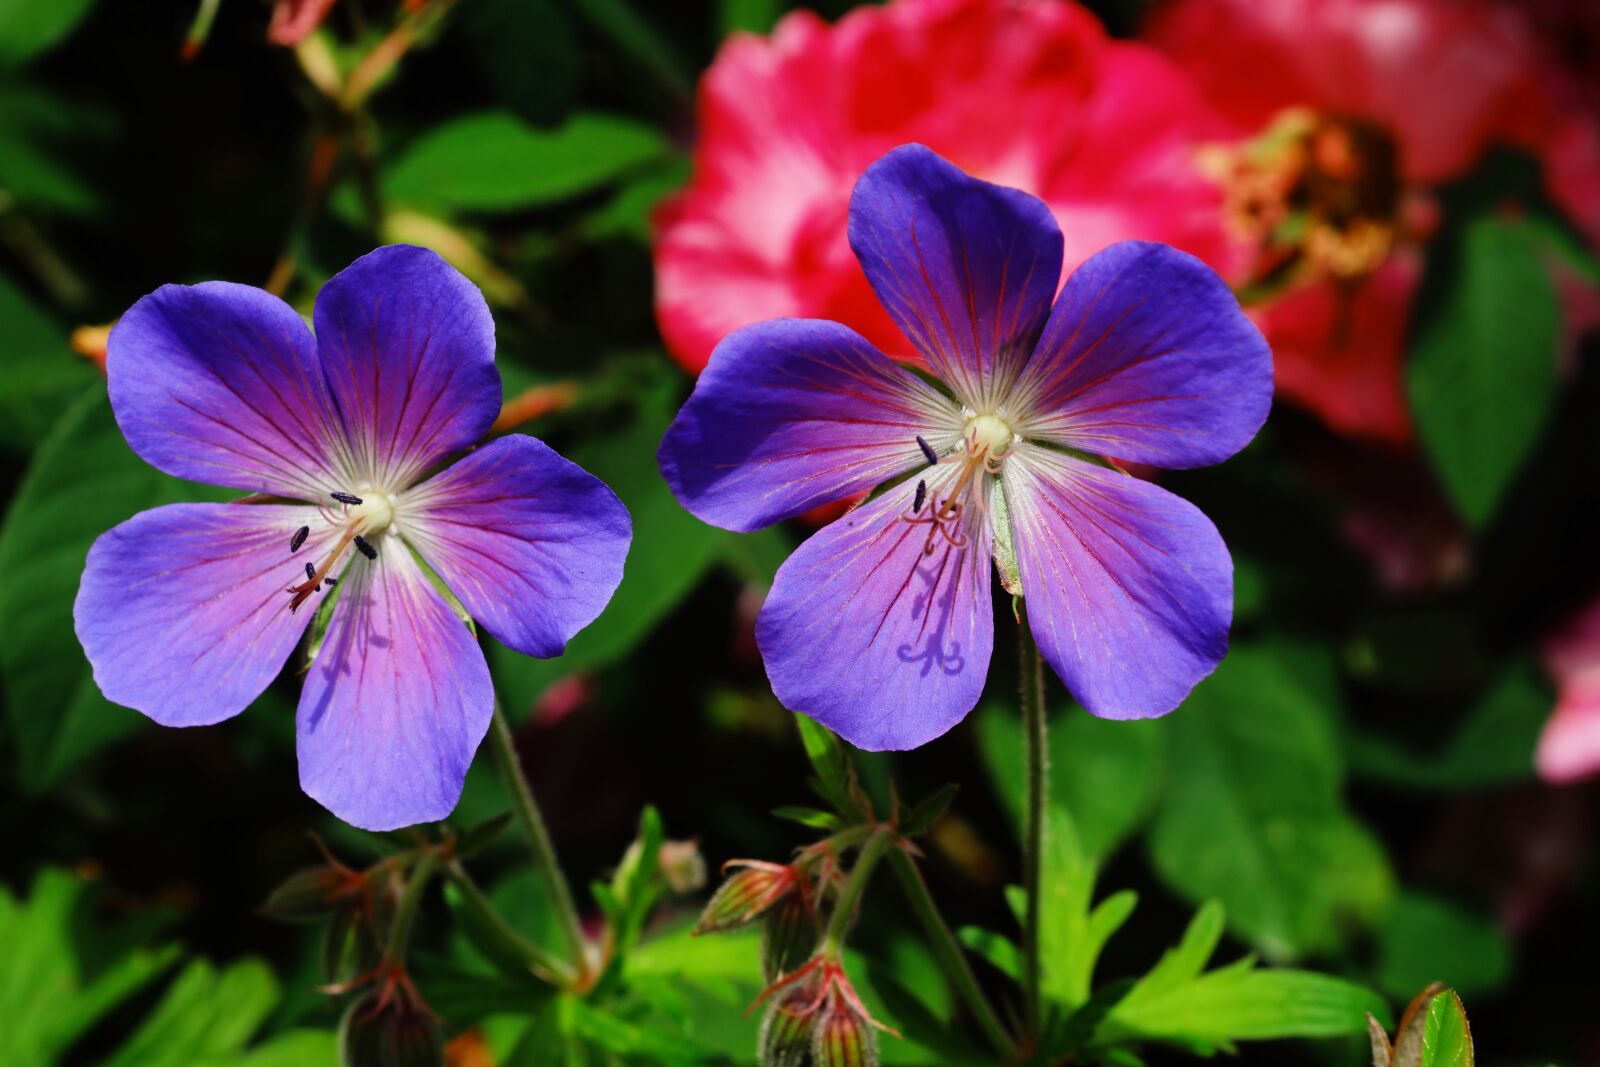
[1147,0,1600,444]
[654,0,1243,373]
[1539,599,1600,784]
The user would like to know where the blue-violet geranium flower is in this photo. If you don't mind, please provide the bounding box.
[659,145,1272,750]
[74,245,632,829]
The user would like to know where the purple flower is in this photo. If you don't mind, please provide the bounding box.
[659,145,1272,750]
[74,246,631,829]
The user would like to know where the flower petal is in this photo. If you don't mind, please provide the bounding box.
[1005,446,1231,718]
[1009,242,1272,468]
[108,283,349,500]
[296,542,492,830]
[659,318,961,532]
[847,144,1062,410]
[755,464,994,750]
[74,502,333,726]
[401,435,632,659]
[312,245,501,491]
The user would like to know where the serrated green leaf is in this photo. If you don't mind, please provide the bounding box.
[102,959,279,1067]
[1146,645,1394,960]
[383,111,669,213]
[1408,216,1559,527]
[0,387,229,790]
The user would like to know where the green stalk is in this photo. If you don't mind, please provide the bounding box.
[488,703,588,976]
[386,851,440,964]
[444,860,579,988]
[887,847,1019,1059]
[821,827,895,957]
[1019,612,1048,1040]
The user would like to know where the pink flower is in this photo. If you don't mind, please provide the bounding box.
[1539,599,1600,784]
[1146,0,1600,444]
[269,0,338,46]
[654,0,1242,373]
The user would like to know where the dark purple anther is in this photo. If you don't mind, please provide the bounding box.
[331,491,364,505]
[290,525,309,552]
[913,479,927,514]
[324,576,338,587]
[916,435,938,466]
[353,535,377,560]
[305,562,316,581]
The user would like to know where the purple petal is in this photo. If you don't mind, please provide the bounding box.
[756,465,994,750]
[659,318,961,532]
[1009,242,1272,468]
[312,246,501,491]
[401,435,632,659]
[74,503,333,726]
[108,283,349,500]
[1005,446,1231,718]
[847,144,1062,411]
[297,542,492,830]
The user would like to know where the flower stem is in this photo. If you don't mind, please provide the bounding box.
[444,859,579,988]
[1018,610,1048,1041]
[887,846,1019,1059]
[386,850,440,964]
[822,827,895,957]
[488,702,588,977]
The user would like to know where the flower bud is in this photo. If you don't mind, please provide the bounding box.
[659,839,708,895]
[338,976,443,1067]
[759,983,819,1067]
[761,890,818,982]
[695,861,800,935]
[260,865,363,923]
[813,990,879,1067]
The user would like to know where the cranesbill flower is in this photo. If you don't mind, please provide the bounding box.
[653,0,1245,374]
[73,246,631,829]
[659,146,1271,749]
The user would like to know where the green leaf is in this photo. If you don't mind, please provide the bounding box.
[955,926,1021,982]
[1375,894,1511,1001]
[978,702,1164,862]
[1350,663,1546,791]
[1408,216,1559,527]
[1145,645,1394,960]
[0,387,228,790]
[102,959,279,1067]
[570,0,690,99]
[489,368,726,714]
[0,869,181,1066]
[383,111,669,214]
[1420,991,1473,1067]
[900,783,958,836]
[771,804,842,830]
[0,0,98,67]
[0,274,95,450]
[719,0,781,33]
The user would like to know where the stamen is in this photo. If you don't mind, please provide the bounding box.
[913,480,927,514]
[325,576,338,587]
[305,562,316,581]
[331,491,364,506]
[290,525,309,553]
[353,535,377,560]
[916,436,938,466]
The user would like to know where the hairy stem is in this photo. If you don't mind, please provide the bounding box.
[488,703,589,978]
[821,826,895,957]
[1019,611,1048,1041]
[444,859,579,988]
[887,847,1019,1059]
[386,850,440,964]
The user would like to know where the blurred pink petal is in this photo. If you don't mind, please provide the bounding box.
[655,0,1243,372]
[1539,600,1600,784]
[269,0,337,46]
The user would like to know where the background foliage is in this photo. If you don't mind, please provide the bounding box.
[1,1,1596,1064]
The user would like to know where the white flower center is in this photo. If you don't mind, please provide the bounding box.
[965,413,1014,459]
[350,493,396,537]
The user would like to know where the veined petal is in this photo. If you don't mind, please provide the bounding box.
[847,144,1063,411]
[312,245,501,492]
[108,283,350,500]
[74,503,334,726]
[297,542,492,831]
[1009,242,1272,468]
[1005,446,1231,718]
[658,318,961,532]
[755,463,994,750]
[402,435,632,659]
